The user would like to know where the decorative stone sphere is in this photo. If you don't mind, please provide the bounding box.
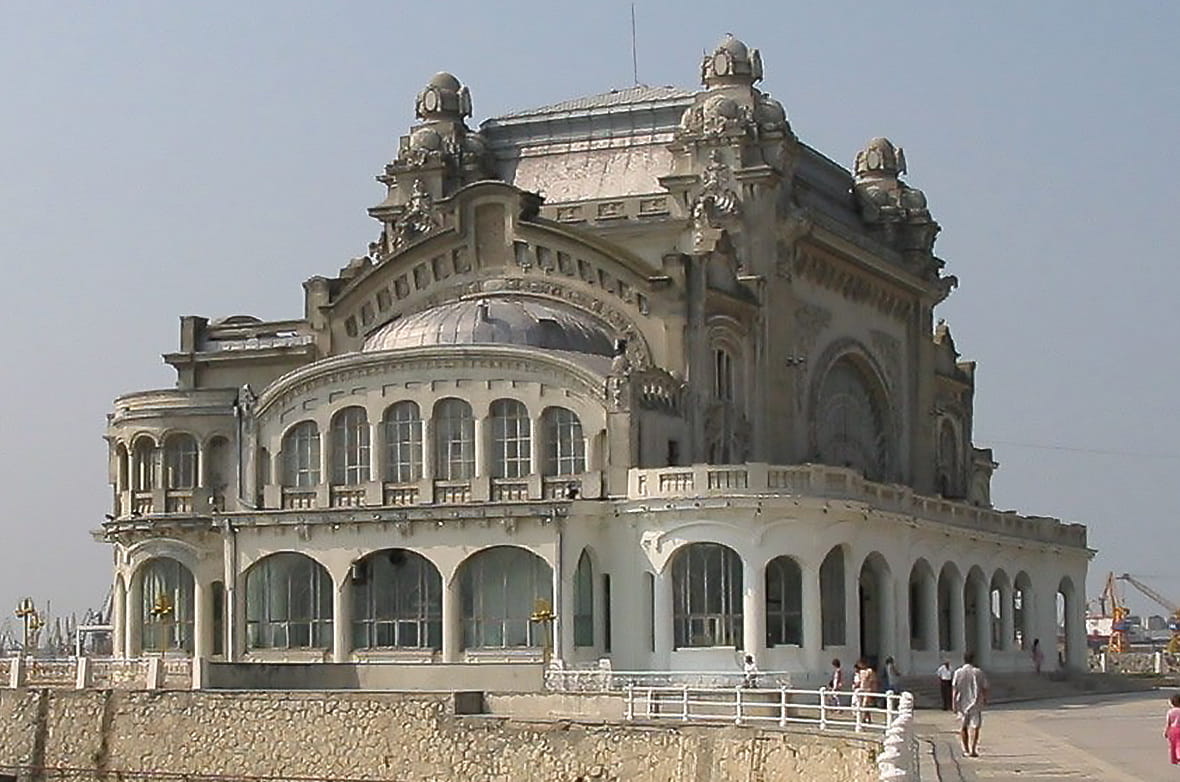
[701,33,763,86]
[415,72,472,121]
[855,137,904,178]
[754,95,787,129]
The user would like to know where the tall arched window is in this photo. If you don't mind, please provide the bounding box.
[434,399,474,480]
[713,347,735,402]
[820,546,846,647]
[383,401,422,483]
[671,543,743,648]
[163,434,198,490]
[573,550,594,647]
[139,557,195,653]
[459,546,552,648]
[765,556,802,646]
[331,407,370,485]
[490,399,530,478]
[816,358,889,480]
[351,549,442,649]
[245,553,332,649]
[282,422,320,487]
[132,438,155,491]
[542,407,585,476]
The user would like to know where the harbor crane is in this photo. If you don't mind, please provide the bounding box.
[1116,573,1180,655]
[1100,572,1130,653]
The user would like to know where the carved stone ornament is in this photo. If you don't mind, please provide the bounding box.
[852,137,941,259]
[691,151,741,249]
[390,179,438,251]
[237,384,257,418]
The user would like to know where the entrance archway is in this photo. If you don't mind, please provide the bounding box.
[964,566,988,663]
[858,552,892,667]
[1058,576,1078,670]
[937,563,963,652]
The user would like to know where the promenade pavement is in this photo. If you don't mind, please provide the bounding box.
[916,690,1176,780]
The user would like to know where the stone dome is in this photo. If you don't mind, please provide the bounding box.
[701,33,763,86]
[415,72,472,121]
[362,296,617,356]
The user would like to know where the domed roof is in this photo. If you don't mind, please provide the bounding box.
[362,296,617,356]
[428,72,461,91]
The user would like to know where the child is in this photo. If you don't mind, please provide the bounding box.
[1165,693,1180,765]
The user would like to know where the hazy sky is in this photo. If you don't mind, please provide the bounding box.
[2,2,1178,626]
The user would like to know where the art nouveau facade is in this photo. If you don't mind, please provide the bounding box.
[102,36,1090,684]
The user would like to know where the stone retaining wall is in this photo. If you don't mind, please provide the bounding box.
[0,689,879,782]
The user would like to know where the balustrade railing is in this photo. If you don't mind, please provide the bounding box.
[622,683,905,735]
[383,484,419,506]
[491,480,528,502]
[628,463,1085,547]
[329,487,366,508]
[434,481,472,504]
[281,489,316,509]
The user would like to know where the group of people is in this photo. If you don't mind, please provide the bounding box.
[825,656,901,722]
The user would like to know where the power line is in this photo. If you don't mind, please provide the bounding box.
[982,438,1180,461]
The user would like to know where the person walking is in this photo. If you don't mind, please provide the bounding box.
[1164,693,1180,764]
[882,656,901,692]
[936,660,954,711]
[1032,638,1044,675]
[952,651,989,758]
[827,658,845,707]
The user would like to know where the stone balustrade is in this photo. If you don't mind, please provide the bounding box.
[628,463,1087,548]
[1,656,192,690]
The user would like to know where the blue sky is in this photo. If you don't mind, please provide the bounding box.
[1,2,1178,623]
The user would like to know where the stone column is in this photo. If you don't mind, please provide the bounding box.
[420,418,434,481]
[653,569,674,667]
[126,573,142,657]
[530,415,544,477]
[473,417,487,478]
[845,555,860,657]
[950,579,966,657]
[923,575,940,656]
[1000,584,1015,654]
[974,578,992,668]
[441,574,462,663]
[369,421,382,482]
[332,576,352,663]
[741,556,765,659]
[222,527,241,662]
[113,577,127,658]
[800,565,822,672]
[193,579,210,660]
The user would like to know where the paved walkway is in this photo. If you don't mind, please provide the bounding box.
[916,690,1177,780]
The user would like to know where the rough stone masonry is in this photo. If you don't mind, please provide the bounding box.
[0,689,879,781]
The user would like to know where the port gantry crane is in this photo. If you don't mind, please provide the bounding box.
[1099,572,1130,653]
[1116,573,1180,655]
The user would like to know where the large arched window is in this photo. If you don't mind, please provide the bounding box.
[163,434,198,490]
[245,553,333,649]
[351,549,442,649]
[713,347,735,402]
[542,407,585,476]
[132,438,155,491]
[383,401,422,483]
[490,399,530,478]
[765,556,802,646]
[816,358,889,480]
[820,546,846,647]
[331,407,370,485]
[282,422,320,487]
[459,546,552,648]
[138,557,195,653]
[434,399,474,480]
[573,549,594,647]
[671,543,742,648]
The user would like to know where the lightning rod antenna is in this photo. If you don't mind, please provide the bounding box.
[631,4,639,86]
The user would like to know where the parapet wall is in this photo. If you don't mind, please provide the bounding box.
[0,689,879,782]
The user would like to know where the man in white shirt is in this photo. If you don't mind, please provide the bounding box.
[936,660,953,711]
[952,652,990,757]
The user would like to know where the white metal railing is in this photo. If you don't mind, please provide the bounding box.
[546,668,794,693]
[622,684,906,735]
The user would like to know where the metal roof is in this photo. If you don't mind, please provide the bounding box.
[362,296,617,356]
[491,85,695,121]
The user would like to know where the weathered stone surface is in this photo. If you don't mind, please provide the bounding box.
[0,689,878,782]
